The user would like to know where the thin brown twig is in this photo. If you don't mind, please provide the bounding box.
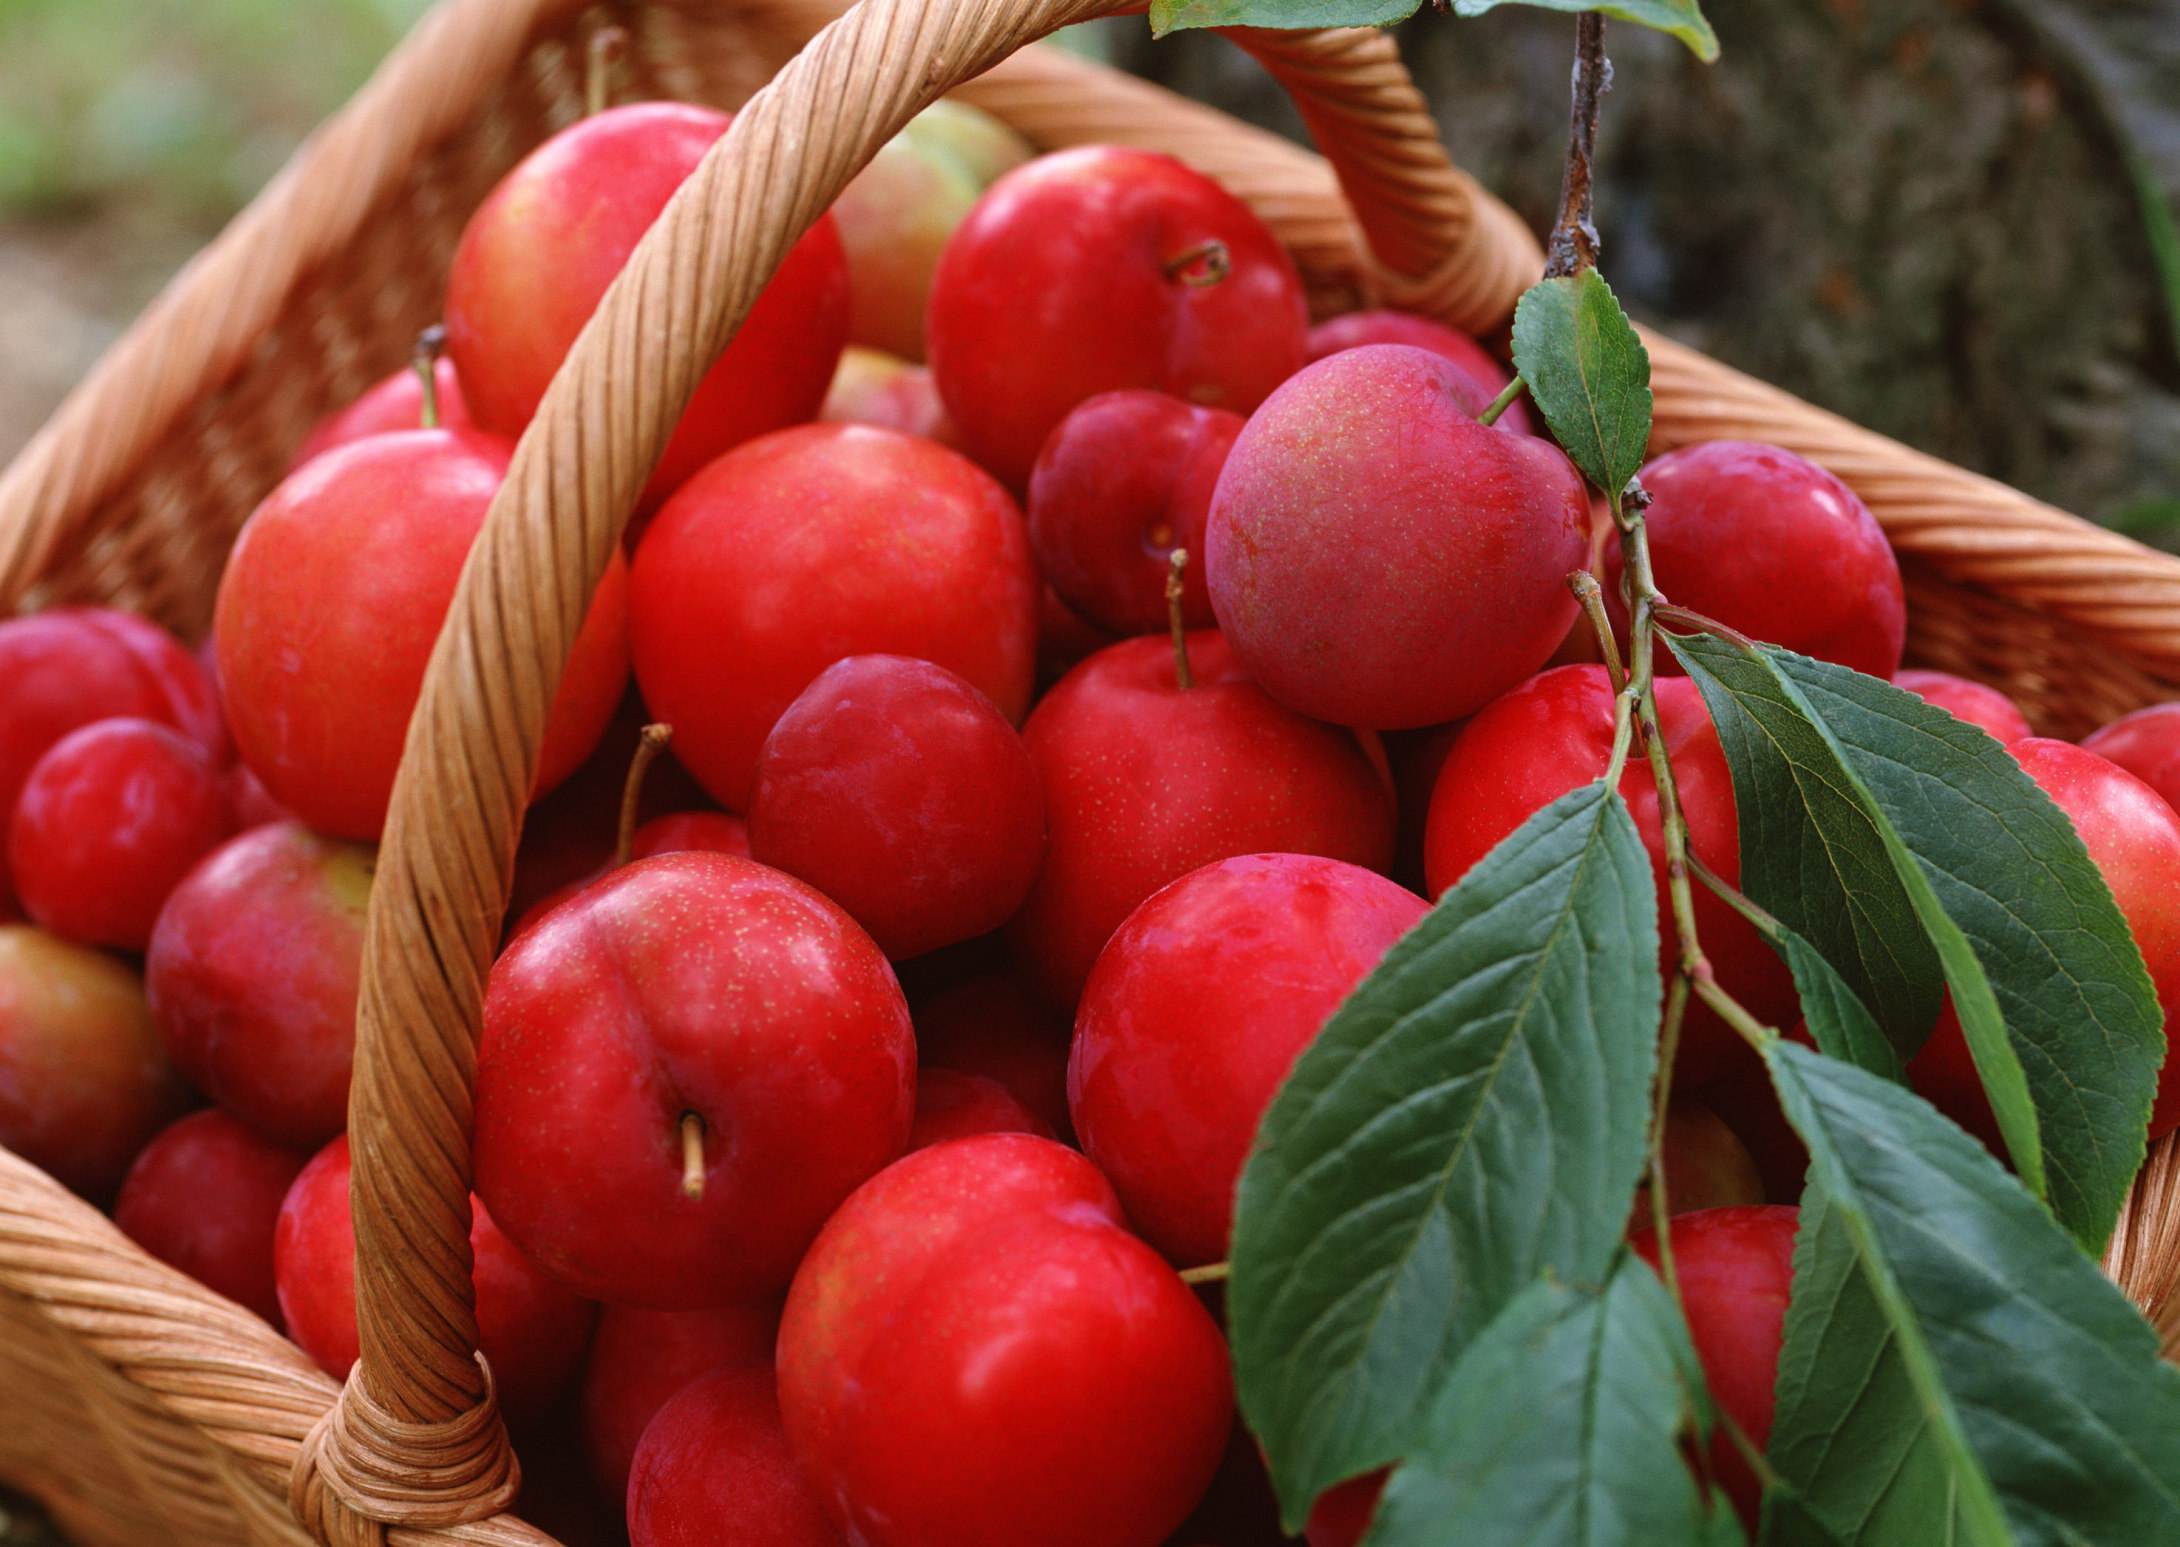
[617,723,672,867]
[1544,14,1612,280]
[1166,549,1194,690]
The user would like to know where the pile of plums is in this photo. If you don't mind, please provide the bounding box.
[4,84,2179,1547]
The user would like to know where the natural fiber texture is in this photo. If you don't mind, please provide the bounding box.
[0,1149,551,1547]
[1647,332,2180,725]
[0,0,2178,1541]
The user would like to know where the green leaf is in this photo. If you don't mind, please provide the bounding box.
[1148,0,1419,37]
[1510,271,1655,499]
[1451,0,1719,61]
[1665,633,1940,1059]
[1762,1041,2180,1544]
[1230,783,1661,1528]
[1670,634,2161,1251]
[1777,928,1902,1084]
[1758,1489,1849,1547]
[1702,1500,1755,1547]
[1364,1254,1727,1547]
[1762,1183,1975,1545]
[1145,0,1720,53]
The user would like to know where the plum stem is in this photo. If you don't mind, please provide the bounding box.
[1688,851,1784,942]
[679,1112,706,1199]
[1544,14,1611,280]
[1479,375,1529,428]
[618,723,673,866]
[1713,1386,1789,1496]
[1653,601,1757,652]
[1568,570,1627,696]
[586,25,627,118]
[1166,549,1195,690]
[1537,25,1785,1522]
[1645,977,1691,1341]
[1161,239,1231,289]
[411,324,446,430]
[1179,1262,1229,1286]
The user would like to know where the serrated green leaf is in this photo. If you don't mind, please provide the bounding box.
[1778,928,1903,1084]
[1666,633,1940,1058]
[1231,783,1661,1528]
[1670,634,2161,1251]
[1510,271,1654,500]
[1452,0,1720,60]
[1763,1041,2180,1544]
[1762,1183,1973,1545]
[1147,0,1418,37]
[1363,1254,1724,1547]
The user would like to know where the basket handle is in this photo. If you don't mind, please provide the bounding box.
[291,3,1525,1539]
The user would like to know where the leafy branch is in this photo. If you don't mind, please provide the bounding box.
[1213,4,2180,1544]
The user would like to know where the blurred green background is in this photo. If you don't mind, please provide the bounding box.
[0,0,434,455]
[0,0,2177,522]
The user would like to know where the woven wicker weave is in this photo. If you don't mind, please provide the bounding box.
[1,0,2176,1542]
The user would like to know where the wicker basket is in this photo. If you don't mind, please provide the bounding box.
[2,0,2178,1542]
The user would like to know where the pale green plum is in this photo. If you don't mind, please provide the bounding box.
[832,102,1032,360]
[820,346,959,446]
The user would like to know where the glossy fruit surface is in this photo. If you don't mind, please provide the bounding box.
[1604,440,1904,679]
[113,1108,307,1325]
[928,146,1307,487]
[820,346,957,444]
[1631,1205,1800,1529]
[215,429,629,838]
[476,852,915,1306]
[580,1299,781,1499]
[629,1366,839,1547]
[1424,665,1798,1082]
[631,423,1038,810]
[10,718,227,950]
[908,1067,1050,1150]
[146,822,372,1149]
[290,358,470,468]
[1304,309,1533,435]
[222,762,290,831]
[1011,631,1395,1004]
[629,811,749,860]
[508,807,752,942]
[778,1134,1232,1547]
[1910,737,2180,1141]
[1206,345,1588,728]
[2084,701,2180,819]
[0,926,192,1200]
[1894,669,2033,744]
[1071,853,1427,1265]
[506,696,719,927]
[0,608,220,897]
[750,655,1043,959]
[275,1135,593,1425]
[1026,390,1240,636]
[444,101,849,509]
